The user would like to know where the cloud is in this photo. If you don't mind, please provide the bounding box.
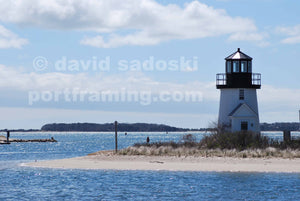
[0,25,28,48]
[0,0,265,47]
[0,65,218,119]
[257,85,300,123]
[0,64,299,125]
[0,107,216,129]
[276,25,300,44]
[228,32,269,47]
[259,85,300,107]
[1,64,299,107]
[79,1,266,48]
[80,32,163,48]
[0,64,217,101]
[2,63,300,112]
[181,66,198,72]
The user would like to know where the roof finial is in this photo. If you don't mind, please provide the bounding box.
[237,48,240,52]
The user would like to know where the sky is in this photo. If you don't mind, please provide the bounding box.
[0,0,300,129]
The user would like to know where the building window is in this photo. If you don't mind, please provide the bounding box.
[233,61,239,72]
[241,61,247,72]
[239,89,245,100]
[241,121,248,131]
[226,61,231,73]
[248,61,252,73]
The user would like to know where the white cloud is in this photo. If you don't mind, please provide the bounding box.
[181,66,198,72]
[0,65,299,126]
[0,65,219,128]
[258,85,300,122]
[2,64,300,113]
[0,107,216,129]
[0,25,28,48]
[80,32,162,48]
[276,25,300,44]
[0,0,265,47]
[1,64,299,108]
[228,32,269,47]
[1,64,299,104]
[259,85,300,105]
[0,65,217,101]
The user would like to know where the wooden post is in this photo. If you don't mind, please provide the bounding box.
[115,121,118,153]
[299,110,300,131]
[6,130,10,143]
[283,130,291,143]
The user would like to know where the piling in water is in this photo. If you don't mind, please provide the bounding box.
[115,121,118,153]
[283,130,291,143]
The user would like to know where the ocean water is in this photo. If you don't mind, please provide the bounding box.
[0,132,300,200]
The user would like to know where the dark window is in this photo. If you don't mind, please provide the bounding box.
[233,61,239,72]
[241,121,248,131]
[248,61,252,72]
[226,61,231,73]
[239,89,244,100]
[241,61,247,72]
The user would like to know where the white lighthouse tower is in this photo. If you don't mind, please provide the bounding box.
[216,48,261,133]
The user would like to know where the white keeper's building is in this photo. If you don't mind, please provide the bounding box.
[216,48,261,133]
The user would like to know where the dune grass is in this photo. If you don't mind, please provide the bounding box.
[118,132,300,158]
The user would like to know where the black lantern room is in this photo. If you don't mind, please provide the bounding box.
[216,48,261,89]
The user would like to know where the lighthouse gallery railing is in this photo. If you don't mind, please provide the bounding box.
[216,73,261,86]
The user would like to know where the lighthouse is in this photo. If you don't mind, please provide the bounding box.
[216,48,261,133]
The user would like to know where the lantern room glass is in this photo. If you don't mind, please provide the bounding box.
[248,61,252,73]
[241,61,247,72]
[226,61,231,73]
[233,61,239,73]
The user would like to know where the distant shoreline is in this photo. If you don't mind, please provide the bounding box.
[23,151,300,173]
[2,130,300,133]
[2,122,300,132]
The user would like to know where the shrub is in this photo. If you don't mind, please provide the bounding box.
[199,131,270,150]
[181,134,196,143]
[131,131,300,152]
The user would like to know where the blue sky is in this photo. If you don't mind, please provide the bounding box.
[0,0,300,129]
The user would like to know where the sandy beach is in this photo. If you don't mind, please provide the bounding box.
[23,151,300,173]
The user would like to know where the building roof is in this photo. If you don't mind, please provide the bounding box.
[228,103,258,117]
[225,48,252,60]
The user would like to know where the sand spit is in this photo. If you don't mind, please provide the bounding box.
[23,151,300,173]
[0,135,57,143]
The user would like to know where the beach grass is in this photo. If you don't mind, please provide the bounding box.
[118,132,300,158]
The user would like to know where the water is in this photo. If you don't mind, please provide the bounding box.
[1,132,300,200]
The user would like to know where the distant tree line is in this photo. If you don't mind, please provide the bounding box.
[260,122,300,131]
[1,122,299,132]
[41,123,191,132]
[41,122,300,132]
